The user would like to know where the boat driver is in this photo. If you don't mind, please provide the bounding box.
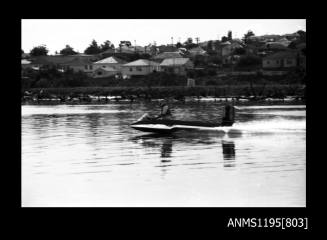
[156,101,172,120]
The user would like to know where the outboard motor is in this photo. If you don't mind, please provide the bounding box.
[221,104,235,126]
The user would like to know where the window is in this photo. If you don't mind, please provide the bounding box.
[129,67,133,72]
[286,59,293,64]
[89,65,93,70]
[136,67,142,71]
[276,60,279,64]
[85,65,88,70]
[103,66,106,68]
[266,60,270,64]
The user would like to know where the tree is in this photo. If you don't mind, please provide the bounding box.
[233,47,246,55]
[243,30,255,44]
[288,41,297,49]
[100,40,115,52]
[297,30,306,42]
[84,40,102,54]
[221,36,228,42]
[21,49,24,54]
[185,37,193,44]
[60,45,77,55]
[184,37,197,49]
[207,40,213,51]
[227,31,232,40]
[176,42,183,48]
[30,45,49,56]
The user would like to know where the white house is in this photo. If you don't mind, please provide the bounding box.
[121,59,160,78]
[93,56,126,71]
[21,59,32,69]
[188,46,207,56]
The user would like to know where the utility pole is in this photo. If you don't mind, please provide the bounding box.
[195,37,200,45]
[171,37,174,46]
[134,40,136,52]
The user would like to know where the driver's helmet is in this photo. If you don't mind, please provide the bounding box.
[159,101,167,107]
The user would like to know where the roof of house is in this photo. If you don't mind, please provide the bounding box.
[22,59,31,64]
[123,59,160,67]
[189,46,206,52]
[94,56,127,64]
[160,58,192,66]
[153,52,183,59]
[29,56,59,65]
[266,42,289,49]
[264,50,300,60]
[29,55,92,65]
[62,57,94,66]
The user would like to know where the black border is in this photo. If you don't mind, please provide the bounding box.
[10,5,314,232]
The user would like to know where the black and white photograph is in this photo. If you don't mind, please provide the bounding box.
[21,19,306,208]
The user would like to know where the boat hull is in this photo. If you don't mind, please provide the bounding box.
[130,119,233,133]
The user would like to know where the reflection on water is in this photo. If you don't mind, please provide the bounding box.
[22,103,306,207]
[222,141,236,168]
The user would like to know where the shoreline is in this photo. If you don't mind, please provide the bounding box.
[21,96,305,106]
[22,84,305,106]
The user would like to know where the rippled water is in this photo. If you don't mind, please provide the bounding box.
[21,103,306,207]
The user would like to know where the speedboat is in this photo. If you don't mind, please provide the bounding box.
[130,105,235,133]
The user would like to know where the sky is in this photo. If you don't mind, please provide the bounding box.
[21,19,306,54]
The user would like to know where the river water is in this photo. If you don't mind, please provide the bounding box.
[21,102,306,207]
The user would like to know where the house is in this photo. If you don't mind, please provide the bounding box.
[27,55,98,70]
[159,58,194,75]
[283,32,300,40]
[216,41,244,64]
[188,46,207,57]
[21,59,32,69]
[92,67,119,78]
[275,37,291,47]
[262,50,305,69]
[265,42,289,50]
[62,57,95,75]
[27,56,57,70]
[152,52,183,61]
[93,56,127,71]
[121,59,160,77]
[221,42,243,57]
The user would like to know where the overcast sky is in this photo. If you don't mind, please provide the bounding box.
[21,19,306,54]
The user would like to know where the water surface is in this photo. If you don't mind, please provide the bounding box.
[22,103,306,207]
